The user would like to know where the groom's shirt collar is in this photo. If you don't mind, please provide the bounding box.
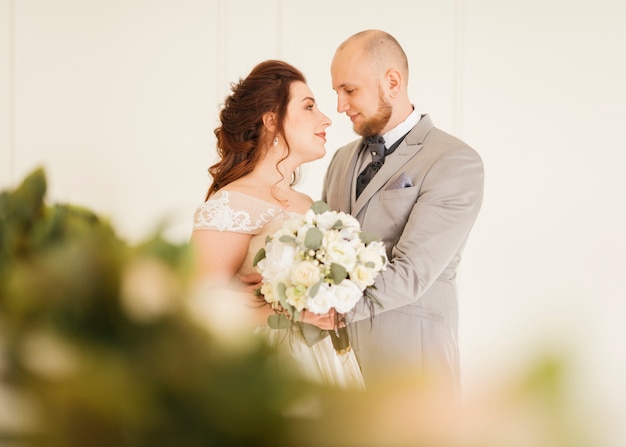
[382,106,420,148]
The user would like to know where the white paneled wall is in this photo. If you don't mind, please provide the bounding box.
[2,0,218,241]
[0,0,12,184]
[2,1,626,444]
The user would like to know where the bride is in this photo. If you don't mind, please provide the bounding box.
[190,60,364,390]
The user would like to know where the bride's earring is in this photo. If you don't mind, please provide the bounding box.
[273,136,279,146]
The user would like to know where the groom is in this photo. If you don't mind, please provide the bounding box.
[322,30,484,394]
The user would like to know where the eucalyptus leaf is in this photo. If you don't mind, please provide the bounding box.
[277,282,287,300]
[276,282,287,299]
[330,263,348,284]
[252,248,266,267]
[267,314,293,329]
[279,235,296,244]
[309,280,322,297]
[359,231,381,244]
[304,227,323,250]
[331,219,343,230]
[311,201,330,214]
[276,283,293,315]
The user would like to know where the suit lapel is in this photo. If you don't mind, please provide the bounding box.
[337,140,362,213]
[352,115,434,217]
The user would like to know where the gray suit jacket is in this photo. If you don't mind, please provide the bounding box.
[322,115,484,391]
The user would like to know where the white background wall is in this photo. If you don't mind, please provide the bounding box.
[1,0,625,444]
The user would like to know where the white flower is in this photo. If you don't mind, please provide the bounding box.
[271,216,301,241]
[323,237,358,272]
[331,280,364,314]
[303,208,317,225]
[291,260,322,287]
[321,228,340,247]
[286,284,308,311]
[339,229,360,245]
[294,222,316,247]
[350,263,376,289]
[336,212,360,231]
[306,282,334,314]
[314,211,342,231]
[358,241,387,272]
[257,240,296,283]
[284,216,304,233]
[260,282,279,305]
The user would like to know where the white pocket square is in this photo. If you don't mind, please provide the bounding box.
[386,172,413,190]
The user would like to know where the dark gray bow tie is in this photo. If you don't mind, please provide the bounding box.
[355,133,408,198]
[355,135,386,198]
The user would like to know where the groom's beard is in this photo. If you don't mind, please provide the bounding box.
[358,90,392,137]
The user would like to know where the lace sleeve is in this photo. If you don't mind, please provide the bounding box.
[192,190,283,234]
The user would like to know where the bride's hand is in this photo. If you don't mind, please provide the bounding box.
[300,309,343,330]
[236,272,263,293]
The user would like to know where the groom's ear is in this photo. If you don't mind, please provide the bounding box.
[262,112,277,133]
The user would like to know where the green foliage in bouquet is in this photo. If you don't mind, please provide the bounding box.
[0,168,316,447]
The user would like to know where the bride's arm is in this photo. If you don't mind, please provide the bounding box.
[190,229,250,286]
[192,229,338,331]
[189,229,273,326]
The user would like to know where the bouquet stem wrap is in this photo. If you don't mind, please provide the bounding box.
[329,326,351,355]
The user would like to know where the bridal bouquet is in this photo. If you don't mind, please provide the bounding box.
[253,201,387,354]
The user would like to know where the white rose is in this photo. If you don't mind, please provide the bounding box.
[306,282,334,314]
[257,240,296,283]
[323,237,357,272]
[291,260,322,287]
[349,264,376,290]
[331,280,364,314]
[358,241,387,272]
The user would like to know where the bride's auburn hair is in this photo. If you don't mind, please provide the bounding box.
[206,60,306,199]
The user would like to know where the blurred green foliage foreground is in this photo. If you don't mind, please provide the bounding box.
[0,168,318,447]
[0,168,602,447]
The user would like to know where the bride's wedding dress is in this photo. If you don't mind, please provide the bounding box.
[193,190,365,390]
